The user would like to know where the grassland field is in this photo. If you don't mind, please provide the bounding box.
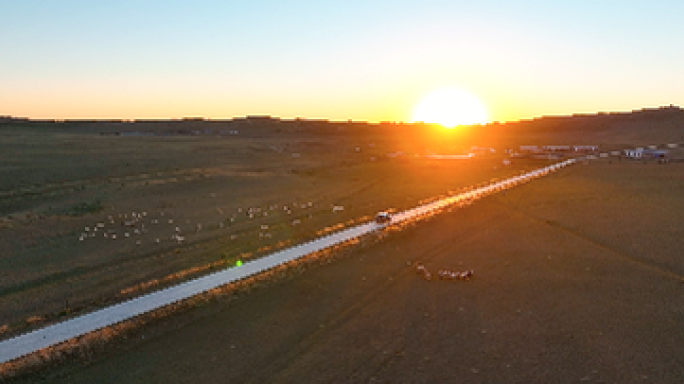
[2,109,684,381]
[21,156,684,383]
[0,121,560,338]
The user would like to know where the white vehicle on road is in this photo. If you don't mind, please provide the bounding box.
[375,211,392,224]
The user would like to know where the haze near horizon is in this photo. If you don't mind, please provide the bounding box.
[1,1,683,123]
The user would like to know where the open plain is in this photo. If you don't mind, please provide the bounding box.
[0,119,543,338]
[2,108,684,382]
[20,159,684,383]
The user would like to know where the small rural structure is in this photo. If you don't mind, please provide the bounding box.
[426,154,474,160]
[542,145,571,152]
[470,146,496,155]
[623,148,669,159]
[573,145,599,152]
[519,145,541,153]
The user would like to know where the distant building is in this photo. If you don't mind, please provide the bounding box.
[426,154,474,160]
[624,149,643,159]
[623,148,669,159]
[471,146,496,154]
[573,145,599,152]
[645,149,669,158]
[542,145,571,152]
[520,145,541,153]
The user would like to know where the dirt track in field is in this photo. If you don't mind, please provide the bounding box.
[25,161,684,383]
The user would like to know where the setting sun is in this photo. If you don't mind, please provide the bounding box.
[411,88,489,128]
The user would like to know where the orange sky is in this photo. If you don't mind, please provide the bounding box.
[1,1,682,123]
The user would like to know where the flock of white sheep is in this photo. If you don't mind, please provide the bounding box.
[76,159,576,254]
[76,200,348,247]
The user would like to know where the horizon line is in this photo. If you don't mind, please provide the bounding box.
[1,105,680,126]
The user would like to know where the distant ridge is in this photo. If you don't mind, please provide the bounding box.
[0,115,374,126]
[487,105,683,125]
[495,105,684,128]
[1,105,681,126]
[535,105,681,122]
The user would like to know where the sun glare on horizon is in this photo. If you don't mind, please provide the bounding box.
[411,88,489,128]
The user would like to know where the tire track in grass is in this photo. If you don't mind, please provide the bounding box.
[492,199,684,283]
[246,209,511,383]
[0,161,571,369]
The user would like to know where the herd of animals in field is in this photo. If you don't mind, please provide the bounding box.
[75,200,346,247]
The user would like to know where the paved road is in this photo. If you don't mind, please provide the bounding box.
[0,160,575,364]
[41,160,684,383]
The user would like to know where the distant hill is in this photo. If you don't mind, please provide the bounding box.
[2,106,682,147]
[462,106,684,148]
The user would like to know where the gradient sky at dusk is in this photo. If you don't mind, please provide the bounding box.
[2,1,682,122]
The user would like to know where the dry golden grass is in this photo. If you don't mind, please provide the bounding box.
[33,160,684,383]
[0,227,378,381]
[4,110,683,381]
[0,188,474,381]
